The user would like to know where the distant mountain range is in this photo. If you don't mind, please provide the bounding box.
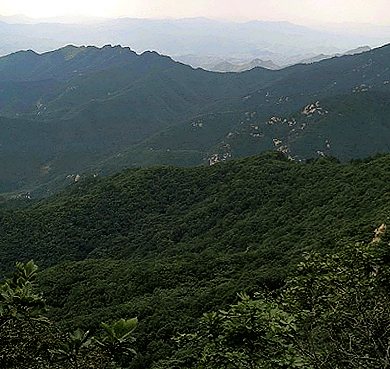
[202,46,371,73]
[204,58,280,72]
[1,42,390,197]
[98,42,390,167]
[0,44,279,195]
[0,16,387,68]
[299,45,371,65]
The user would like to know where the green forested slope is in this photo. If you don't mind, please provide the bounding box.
[94,44,390,172]
[1,152,390,367]
[0,45,284,195]
[104,89,390,169]
[2,151,389,275]
[4,44,390,196]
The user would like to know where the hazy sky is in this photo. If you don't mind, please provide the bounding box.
[1,0,389,25]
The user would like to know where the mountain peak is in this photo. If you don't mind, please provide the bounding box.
[0,44,141,82]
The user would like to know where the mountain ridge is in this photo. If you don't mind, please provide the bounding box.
[1,16,386,65]
[2,42,390,196]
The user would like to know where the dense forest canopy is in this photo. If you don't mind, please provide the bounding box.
[2,152,390,367]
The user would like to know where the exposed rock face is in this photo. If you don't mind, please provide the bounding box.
[372,223,387,243]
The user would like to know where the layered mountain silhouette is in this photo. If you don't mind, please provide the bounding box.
[1,17,386,66]
[1,43,390,196]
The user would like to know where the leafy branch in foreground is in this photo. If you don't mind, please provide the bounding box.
[0,260,138,369]
[0,260,46,319]
[175,293,306,369]
[167,227,390,369]
[0,260,55,368]
[95,317,138,367]
[52,328,92,368]
[282,236,390,368]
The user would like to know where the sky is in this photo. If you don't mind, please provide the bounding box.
[0,0,390,26]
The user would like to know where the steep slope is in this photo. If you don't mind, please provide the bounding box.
[1,152,390,367]
[202,90,390,163]
[96,44,390,170]
[1,152,390,276]
[2,43,390,196]
[0,45,285,195]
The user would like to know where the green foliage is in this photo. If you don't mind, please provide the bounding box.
[282,240,390,368]
[191,293,305,369]
[0,261,138,369]
[51,327,115,369]
[5,242,390,369]
[53,328,91,368]
[0,153,388,367]
[0,260,46,319]
[0,261,54,368]
[171,238,390,369]
[3,154,390,367]
[4,152,390,277]
[95,318,138,367]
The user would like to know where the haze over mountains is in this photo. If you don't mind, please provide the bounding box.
[0,15,388,69]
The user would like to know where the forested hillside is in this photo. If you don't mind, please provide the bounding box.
[0,44,281,194]
[3,44,390,197]
[2,152,390,367]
